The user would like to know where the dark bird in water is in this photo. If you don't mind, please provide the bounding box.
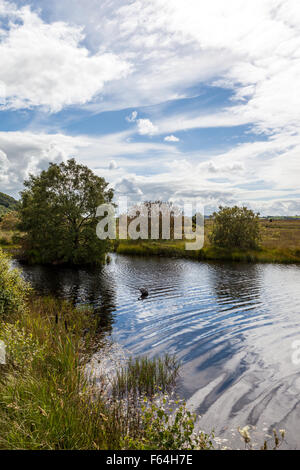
[139,288,149,298]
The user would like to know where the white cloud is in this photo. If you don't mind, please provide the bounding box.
[126,111,138,122]
[153,110,251,135]
[1,128,299,215]
[164,135,180,142]
[0,130,83,194]
[137,118,158,136]
[115,177,143,197]
[18,0,300,137]
[0,1,130,112]
[109,160,118,169]
[1,1,300,215]
[0,129,177,195]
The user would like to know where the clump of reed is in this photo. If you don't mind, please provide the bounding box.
[112,354,180,399]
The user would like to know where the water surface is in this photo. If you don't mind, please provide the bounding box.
[14,254,300,448]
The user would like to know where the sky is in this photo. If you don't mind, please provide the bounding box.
[0,0,300,215]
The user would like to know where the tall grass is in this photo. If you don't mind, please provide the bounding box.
[0,296,105,449]
[1,218,300,263]
[112,354,180,399]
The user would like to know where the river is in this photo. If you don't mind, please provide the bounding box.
[13,253,300,449]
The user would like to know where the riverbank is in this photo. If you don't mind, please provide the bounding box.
[1,218,300,264]
[116,240,300,263]
[115,219,300,264]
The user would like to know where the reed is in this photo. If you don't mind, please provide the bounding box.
[112,354,180,399]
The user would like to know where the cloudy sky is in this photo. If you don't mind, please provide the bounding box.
[0,0,300,215]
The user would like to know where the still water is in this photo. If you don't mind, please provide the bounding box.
[14,254,300,448]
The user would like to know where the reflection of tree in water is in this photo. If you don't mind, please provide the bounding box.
[72,266,117,335]
[210,262,261,304]
[17,262,117,335]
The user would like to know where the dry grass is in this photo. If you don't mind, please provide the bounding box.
[116,219,300,263]
[259,219,300,250]
[0,230,15,246]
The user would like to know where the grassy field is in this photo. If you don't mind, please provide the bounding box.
[115,218,300,264]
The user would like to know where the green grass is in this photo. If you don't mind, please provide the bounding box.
[116,241,300,263]
[115,219,300,264]
[112,354,180,400]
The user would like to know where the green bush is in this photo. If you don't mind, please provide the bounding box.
[123,396,214,450]
[210,206,261,250]
[0,211,19,231]
[0,248,30,318]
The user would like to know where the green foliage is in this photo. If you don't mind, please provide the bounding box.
[124,396,214,450]
[0,192,18,219]
[0,211,19,231]
[210,206,261,250]
[18,159,113,265]
[0,248,30,317]
[0,296,102,450]
[0,321,45,370]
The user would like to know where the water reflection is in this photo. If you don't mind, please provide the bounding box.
[13,255,300,448]
[211,262,261,303]
[14,261,117,334]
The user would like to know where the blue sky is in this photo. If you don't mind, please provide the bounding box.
[0,0,300,215]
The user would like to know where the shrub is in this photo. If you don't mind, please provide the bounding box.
[210,206,261,250]
[0,248,30,318]
[123,395,214,450]
[0,211,19,231]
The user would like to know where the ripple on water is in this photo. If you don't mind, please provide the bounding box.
[13,255,300,448]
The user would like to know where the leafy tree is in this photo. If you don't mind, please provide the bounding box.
[19,159,113,265]
[210,206,260,250]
